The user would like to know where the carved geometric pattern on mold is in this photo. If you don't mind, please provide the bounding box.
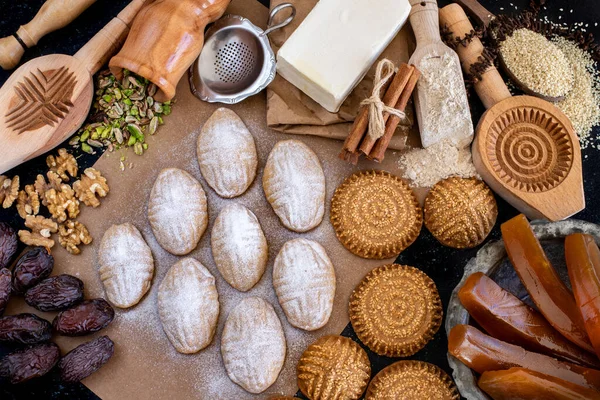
[486,107,573,193]
[5,67,77,134]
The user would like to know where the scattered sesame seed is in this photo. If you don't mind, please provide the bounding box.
[552,37,600,149]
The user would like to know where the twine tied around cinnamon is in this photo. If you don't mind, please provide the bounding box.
[361,59,406,140]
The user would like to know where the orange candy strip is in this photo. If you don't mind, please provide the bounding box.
[565,233,600,359]
[448,324,600,391]
[458,272,600,368]
[501,214,594,353]
[478,368,600,400]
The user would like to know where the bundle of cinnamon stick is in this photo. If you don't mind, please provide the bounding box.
[340,62,420,164]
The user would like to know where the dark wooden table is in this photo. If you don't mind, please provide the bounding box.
[1,0,599,399]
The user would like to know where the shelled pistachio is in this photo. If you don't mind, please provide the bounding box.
[71,69,172,157]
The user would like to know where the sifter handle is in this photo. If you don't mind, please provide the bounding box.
[439,3,511,109]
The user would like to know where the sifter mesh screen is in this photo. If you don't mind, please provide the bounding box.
[214,41,256,84]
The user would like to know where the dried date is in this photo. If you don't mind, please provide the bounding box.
[0,223,17,269]
[0,268,11,315]
[53,299,114,336]
[0,343,60,384]
[59,336,114,382]
[12,247,54,293]
[0,313,52,344]
[25,274,84,312]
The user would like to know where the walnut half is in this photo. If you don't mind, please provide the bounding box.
[47,148,78,181]
[59,220,92,255]
[35,171,63,206]
[0,175,19,208]
[16,184,40,219]
[18,215,58,249]
[45,185,80,223]
[73,168,109,208]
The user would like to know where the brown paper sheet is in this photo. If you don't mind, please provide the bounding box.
[266,0,417,150]
[6,2,416,398]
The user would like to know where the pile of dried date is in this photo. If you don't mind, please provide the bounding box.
[0,222,115,384]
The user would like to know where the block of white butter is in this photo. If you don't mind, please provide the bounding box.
[276,0,410,113]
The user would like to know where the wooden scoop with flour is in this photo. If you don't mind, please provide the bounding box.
[408,0,473,149]
[440,4,584,221]
[0,0,151,175]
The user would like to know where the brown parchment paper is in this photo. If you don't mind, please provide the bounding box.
[266,0,417,150]
[6,1,416,399]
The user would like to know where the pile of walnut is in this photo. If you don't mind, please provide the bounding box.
[0,148,109,255]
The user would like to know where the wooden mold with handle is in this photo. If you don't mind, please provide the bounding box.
[109,0,231,102]
[0,0,151,175]
[439,4,584,221]
[0,0,97,70]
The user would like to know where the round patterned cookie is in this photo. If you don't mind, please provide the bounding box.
[297,335,371,400]
[424,177,497,249]
[330,170,422,259]
[365,360,459,400]
[349,264,442,357]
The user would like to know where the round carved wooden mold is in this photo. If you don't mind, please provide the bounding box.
[479,97,574,193]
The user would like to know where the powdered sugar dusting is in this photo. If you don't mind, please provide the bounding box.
[263,140,326,232]
[211,204,268,292]
[273,239,336,331]
[197,108,258,198]
[158,258,219,354]
[148,168,208,255]
[221,297,286,394]
[98,223,154,308]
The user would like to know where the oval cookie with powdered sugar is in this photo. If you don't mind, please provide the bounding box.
[211,204,268,292]
[148,168,208,255]
[197,108,258,198]
[273,238,336,331]
[158,258,219,354]
[98,223,154,309]
[221,297,286,394]
[262,140,325,232]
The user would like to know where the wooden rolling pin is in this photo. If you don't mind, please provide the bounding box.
[0,0,97,70]
[0,0,150,175]
[109,0,231,102]
[438,5,510,108]
[439,4,584,221]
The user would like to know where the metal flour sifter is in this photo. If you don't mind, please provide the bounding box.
[189,3,295,104]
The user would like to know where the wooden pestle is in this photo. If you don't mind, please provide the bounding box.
[109,0,231,102]
[0,0,97,70]
[438,4,510,109]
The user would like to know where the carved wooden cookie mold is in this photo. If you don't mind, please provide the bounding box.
[6,67,77,134]
[485,106,574,193]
